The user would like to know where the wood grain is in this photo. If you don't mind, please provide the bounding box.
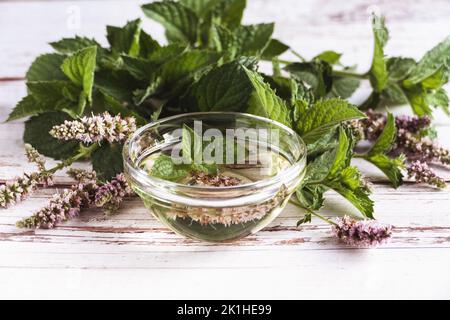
[0,0,450,299]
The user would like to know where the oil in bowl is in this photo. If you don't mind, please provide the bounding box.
[123,112,306,242]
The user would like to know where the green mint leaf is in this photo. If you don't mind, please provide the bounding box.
[91,143,124,181]
[183,60,254,112]
[61,46,97,106]
[26,54,66,82]
[284,61,332,98]
[368,112,396,156]
[382,83,408,105]
[26,80,83,118]
[404,85,432,116]
[121,55,158,80]
[235,23,274,56]
[210,24,238,59]
[295,98,365,144]
[214,0,246,30]
[261,39,289,60]
[150,154,190,182]
[180,0,222,17]
[263,75,299,104]
[420,65,448,89]
[365,153,405,188]
[330,77,360,99]
[327,127,352,178]
[404,36,450,86]
[296,185,326,211]
[303,149,337,184]
[306,127,338,157]
[426,88,449,115]
[107,19,142,57]
[327,169,374,219]
[50,36,101,54]
[139,30,161,58]
[24,112,79,159]
[95,69,137,103]
[244,67,291,126]
[386,57,416,81]
[142,1,199,45]
[147,44,188,65]
[314,50,342,65]
[296,212,312,226]
[7,95,46,121]
[369,15,389,92]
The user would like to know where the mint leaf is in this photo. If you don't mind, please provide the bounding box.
[284,61,332,98]
[139,30,161,58]
[368,112,396,156]
[121,55,158,80]
[61,46,97,106]
[244,67,291,126]
[365,153,405,188]
[150,154,190,182]
[296,185,326,211]
[327,179,374,219]
[314,50,342,65]
[214,0,246,30]
[382,83,408,105]
[107,19,142,57]
[295,98,365,144]
[420,65,448,89]
[91,143,124,181]
[184,60,253,112]
[180,0,221,17]
[426,88,449,115]
[369,15,389,92]
[7,95,46,121]
[328,127,352,177]
[142,1,199,45]
[24,112,79,160]
[404,85,432,116]
[261,39,289,60]
[26,54,66,81]
[404,36,450,86]
[50,36,100,54]
[210,24,238,59]
[235,23,274,56]
[386,57,416,81]
[26,80,83,118]
[330,77,360,99]
[263,75,299,104]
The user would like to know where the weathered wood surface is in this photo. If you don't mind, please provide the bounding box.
[1,0,450,299]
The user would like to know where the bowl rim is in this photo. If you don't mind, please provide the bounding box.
[123,112,307,192]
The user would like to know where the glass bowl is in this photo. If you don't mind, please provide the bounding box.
[123,112,307,242]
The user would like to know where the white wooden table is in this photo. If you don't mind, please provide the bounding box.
[1,0,450,299]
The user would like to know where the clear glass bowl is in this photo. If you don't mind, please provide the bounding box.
[123,112,307,242]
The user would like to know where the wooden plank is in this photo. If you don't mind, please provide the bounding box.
[1,0,450,77]
[1,184,449,249]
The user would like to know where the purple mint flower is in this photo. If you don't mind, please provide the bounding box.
[395,114,431,134]
[49,112,136,144]
[1,146,53,208]
[66,168,97,183]
[16,180,98,229]
[332,215,392,246]
[407,161,446,189]
[94,173,133,214]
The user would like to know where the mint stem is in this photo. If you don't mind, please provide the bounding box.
[289,198,338,226]
[45,144,98,175]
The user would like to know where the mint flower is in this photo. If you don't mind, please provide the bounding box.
[16,180,98,229]
[407,161,446,189]
[332,215,392,246]
[0,145,53,208]
[49,112,136,144]
[94,173,133,214]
